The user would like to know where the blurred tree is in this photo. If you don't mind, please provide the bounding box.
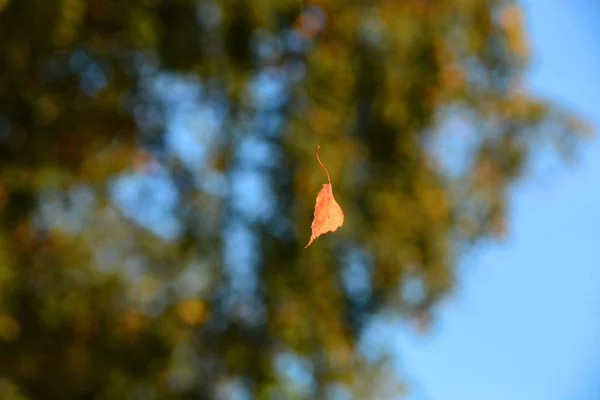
[0,0,589,399]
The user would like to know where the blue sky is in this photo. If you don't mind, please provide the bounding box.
[396,1,600,399]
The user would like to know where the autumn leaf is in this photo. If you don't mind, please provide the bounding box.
[305,146,344,248]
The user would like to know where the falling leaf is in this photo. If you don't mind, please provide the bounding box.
[305,145,344,248]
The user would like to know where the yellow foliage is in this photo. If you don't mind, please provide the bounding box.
[175,299,209,326]
[0,315,21,342]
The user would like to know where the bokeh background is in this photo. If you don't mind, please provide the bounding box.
[0,0,597,399]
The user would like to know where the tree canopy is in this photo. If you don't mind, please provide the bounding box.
[0,0,588,398]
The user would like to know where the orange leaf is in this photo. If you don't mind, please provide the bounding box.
[305,146,344,248]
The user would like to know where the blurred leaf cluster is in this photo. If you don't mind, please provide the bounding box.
[0,0,588,398]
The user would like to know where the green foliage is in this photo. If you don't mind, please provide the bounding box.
[0,0,588,398]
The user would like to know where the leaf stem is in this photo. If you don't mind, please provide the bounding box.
[315,145,331,184]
